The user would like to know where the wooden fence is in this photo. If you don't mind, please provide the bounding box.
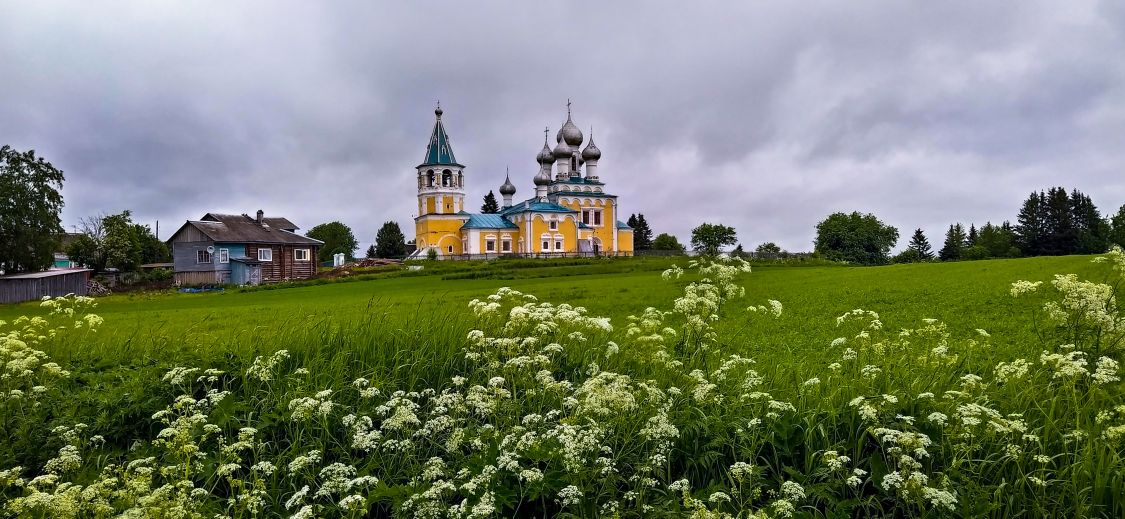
[0,269,91,305]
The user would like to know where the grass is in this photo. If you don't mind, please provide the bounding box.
[1,254,1121,517]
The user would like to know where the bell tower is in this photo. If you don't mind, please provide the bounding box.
[416,105,465,216]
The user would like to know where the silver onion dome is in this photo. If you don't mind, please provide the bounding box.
[536,138,553,165]
[533,167,552,186]
[581,131,601,161]
[499,173,517,195]
[556,113,583,147]
[552,139,572,160]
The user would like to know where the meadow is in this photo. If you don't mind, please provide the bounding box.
[1,253,1122,517]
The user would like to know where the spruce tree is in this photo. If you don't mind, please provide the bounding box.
[966,224,978,247]
[1043,187,1076,255]
[481,191,500,214]
[907,228,933,260]
[1015,191,1046,256]
[365,244,377,259]
[634,214,654,250]
[1070,189,1108,254]
[939,224,966,261]
[1110,204,1125,249]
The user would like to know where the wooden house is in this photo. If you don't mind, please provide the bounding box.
[167,211,323,285]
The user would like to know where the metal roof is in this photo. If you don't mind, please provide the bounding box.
[615,220,633,230]
[420,112,460,166]
[499,199,577,216]
[461,214,519,230]
[0,269,91,280]
[171,214,324,245]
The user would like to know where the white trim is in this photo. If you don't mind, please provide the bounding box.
[294,248,310,261]
[258,248,273,262]
[219,248,229,264]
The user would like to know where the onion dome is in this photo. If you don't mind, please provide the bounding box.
[556,111,583,147]
[533,167,552,186]
[499,172,517,195]
[552,139,572,160]
[435,105,443,118]
[536,133,554,165]
[581,129,601,161]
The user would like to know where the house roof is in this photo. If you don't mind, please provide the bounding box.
[499,199,577,216]
[171,213,323,246]
[420,111,462,167]
[461,213,519,230]
[616,220,633,230]
[0,269,91,280]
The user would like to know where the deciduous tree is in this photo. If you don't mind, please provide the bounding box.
[307,221,358,263]
[0,145,65,273]
[755,242,782,257]
[375,221,407,258]
[813,212,898,265]
[652,233,685,253]
[691,223,737,256]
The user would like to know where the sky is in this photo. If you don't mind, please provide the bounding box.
[3,1,1124,253]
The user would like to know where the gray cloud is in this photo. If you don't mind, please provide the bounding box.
[2,1,1123,253]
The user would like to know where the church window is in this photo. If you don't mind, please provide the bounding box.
[542,240,550,251]
[448,245,454,254]
[555,240,563,250]
[593,210,602,226]
[485,239,496,252]
[549,219,558,230]
[582,209,603,227]
[501,240,511,252]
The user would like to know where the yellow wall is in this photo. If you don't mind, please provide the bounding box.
[416,217,465,254]
[477,231,519,254]
[425,197,436,215]
[617,229,634,254]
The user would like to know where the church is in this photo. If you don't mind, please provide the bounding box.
[411,104,633,258]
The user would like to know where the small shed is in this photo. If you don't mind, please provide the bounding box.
[0,269,92,305]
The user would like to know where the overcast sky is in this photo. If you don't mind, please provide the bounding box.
[3,1,1124,253]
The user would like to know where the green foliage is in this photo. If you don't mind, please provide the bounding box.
[755,242,782,256]
[67,211,150,272]
[1111,204,1125,249]
[940,223,967,261]
[627,214,654,250]
[690,222,737,256]
[426,248,438,261]
[1016,187,1109,256]
[375,221,407,259]
[652,233,685,253]
[814,212,899,265]
[906,228,933,261]
[364,244,377,259]
[977,221,1020,258]
[0,145,65,273]
[480,190,499,214]
[307,221,358,263]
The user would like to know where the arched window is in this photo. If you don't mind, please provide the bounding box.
[427,170,435,187]
[442,169,453,187]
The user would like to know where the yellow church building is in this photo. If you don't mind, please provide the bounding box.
[411,104,633,258]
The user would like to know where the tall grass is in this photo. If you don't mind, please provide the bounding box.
[1,252,1123,517]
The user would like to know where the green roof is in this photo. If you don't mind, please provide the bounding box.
[421,114,460,166]
[500,199,577,216]
[616,220,633,230]
[461,214,518,230]
[552,177,604,186]
[550,191,617,198]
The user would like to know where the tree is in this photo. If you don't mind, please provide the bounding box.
[652,233,685,253]
[939,223,967,261]
[691,223,737,256]
[755,242,782,257]
[1110,204,1125,249]
[813,212,899,265]
[1042,187,1076,255]
[633,214,654,250]
[306,221,358,263]
[66,210,146,272]
[481,191,499,214]
[1015,191,1047,256]
[906,228,933,260]
[977,222,1020,258]
[365,244,377,259]
[731,244,746,258]
[966,224,978,247]
[375,221,407,258]
[0,145,65,273]
[1070,189,1109,254]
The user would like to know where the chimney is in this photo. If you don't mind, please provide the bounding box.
[256,209,264,225]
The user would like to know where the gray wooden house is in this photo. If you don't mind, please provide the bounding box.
[167,211,323,285]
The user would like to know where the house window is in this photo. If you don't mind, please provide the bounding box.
[485,240,496,252]
[501,240,511,252]
[219,248,229,264]
[542,240,550,251]
[549,220,558,230]
[197,250,211,263]
[294,249,310,261]
[258,248,273,262]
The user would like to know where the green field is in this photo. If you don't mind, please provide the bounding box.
[1,254,1122,517]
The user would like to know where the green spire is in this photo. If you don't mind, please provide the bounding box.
[421,105,459,166]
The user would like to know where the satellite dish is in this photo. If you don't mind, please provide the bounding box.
[206,245,215,253]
